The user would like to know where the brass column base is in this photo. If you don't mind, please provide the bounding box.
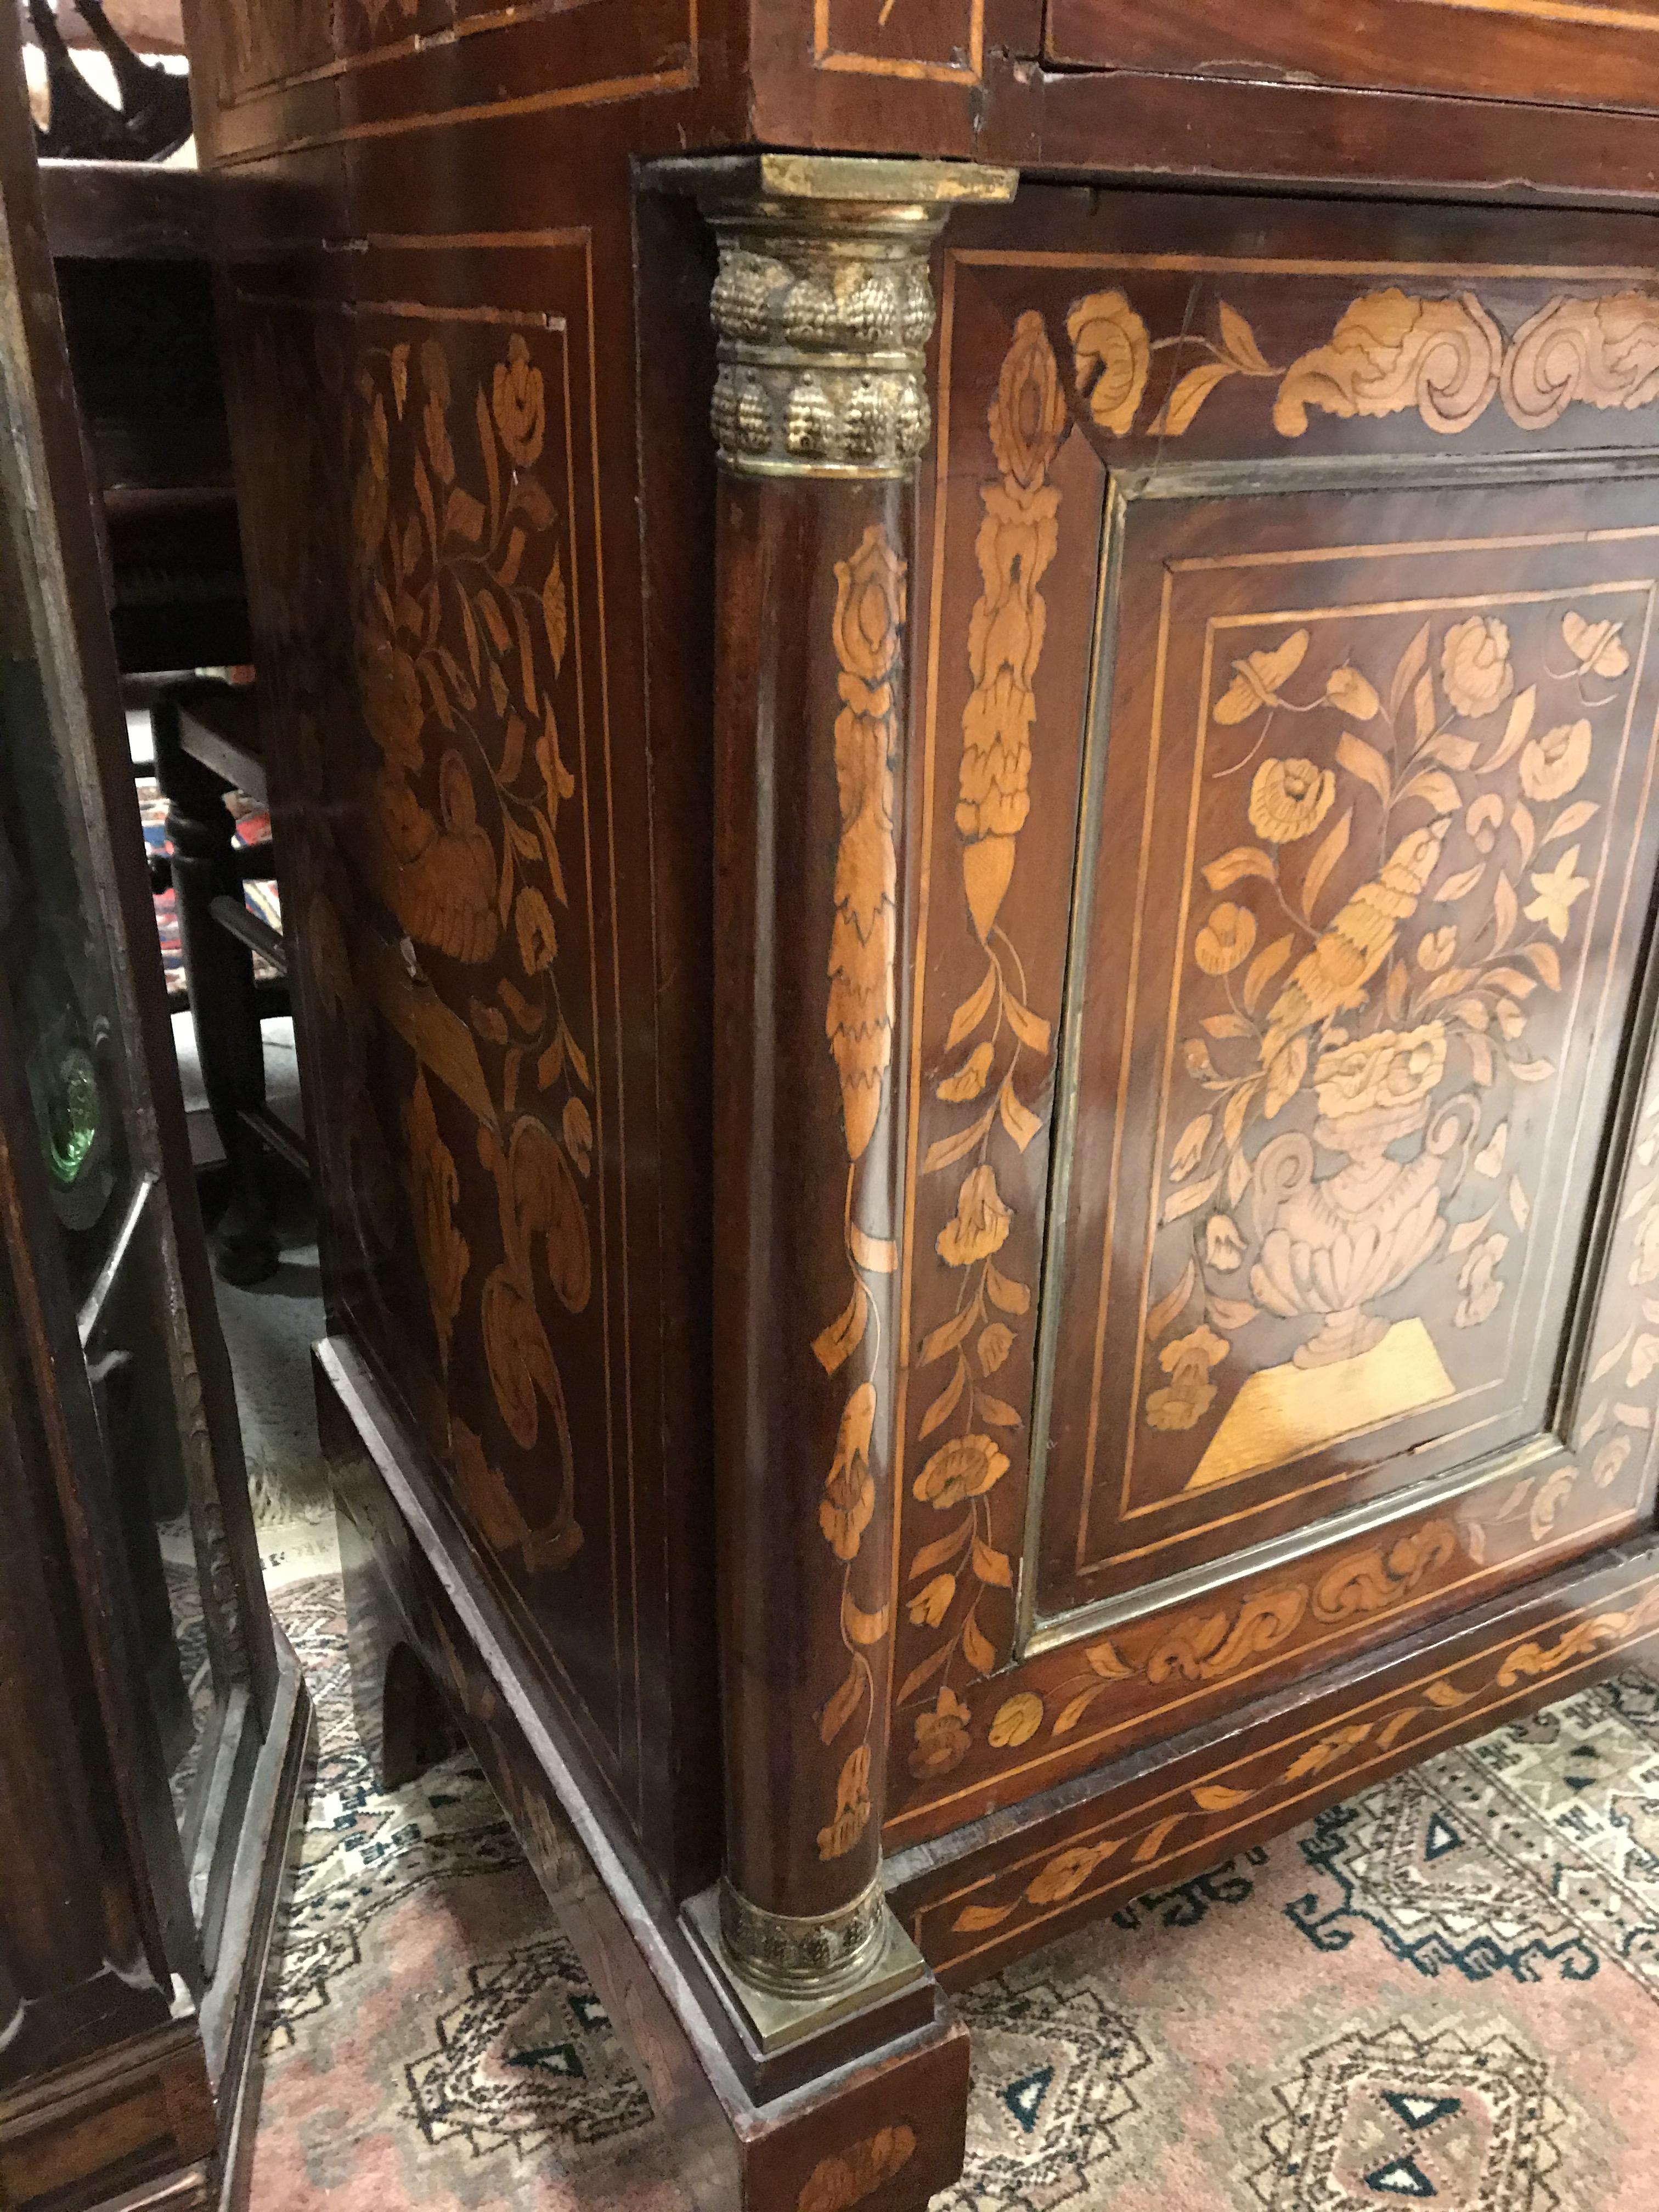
[681,1881,928,2056]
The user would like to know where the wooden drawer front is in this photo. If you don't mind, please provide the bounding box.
[1042,0,1659,117]
[889,188,1659,1843]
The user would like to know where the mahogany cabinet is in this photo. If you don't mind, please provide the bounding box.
[184,2,1659,2200]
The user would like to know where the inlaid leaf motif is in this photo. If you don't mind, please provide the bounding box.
[812,1283,869,1374]
[1300,806,1352,920]
[1151,360,1234,437]
[1204,845,1277,891]
[952,1901,1016,1932]
[1273,289,1503,437]
[404,1071,469,1371]
[1336,730,1391,805]
[1192,1783,1255,1811]
[819,1664,864,1746]
[938,1041,993,1101]
[1219,302,1274,375]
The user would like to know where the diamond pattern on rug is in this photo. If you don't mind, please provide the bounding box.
[1249,2021,1570,2211]
[402,1939,652,2161]
[1288,1673,1659,1995]
[932,1972,1153,2211]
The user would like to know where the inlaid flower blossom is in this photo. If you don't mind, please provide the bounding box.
[1195,901,1257,976]
[1206,1214,1246,1271]
[821,1382,876,1561]
[937,1161,1012,1267]
[1146,1324,1228,1431]
[1326,663,1380,719]
[909,1687,971,1780]
[1524,844,1591,940]
[832,520,905,688]
[1441,614,1514,718]
[492,332,545,468]
[1066,289,1150,437]
[1520,718,1592,802]
[914,1431,1011,1508]
[909,1573,956,1628]
[1314,1024,1447,1124]
[1248,756,1335,843]
[817,1743,871,1858]
[361,636,424,768]
[991,309,1069,490]
[1465,792,1504,853]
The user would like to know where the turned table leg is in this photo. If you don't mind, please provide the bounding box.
[682,157,1016,2047]
[151,691,278,1285]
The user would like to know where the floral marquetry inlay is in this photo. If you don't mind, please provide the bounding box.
[1063,284,1659,444]
[912,1574,1659,1968]
[1135,601,1629,1500]
[811,521,908,1863]
[330,319,593,1578]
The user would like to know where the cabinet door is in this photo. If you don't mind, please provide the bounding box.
[888,188,1659,1845]
[1042,477,1657,1600]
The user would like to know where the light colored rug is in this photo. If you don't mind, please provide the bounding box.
[251,1573,1659,2210]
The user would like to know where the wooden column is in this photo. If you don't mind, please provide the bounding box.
[686,156,1016,2023]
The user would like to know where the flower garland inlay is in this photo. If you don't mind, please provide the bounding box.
[896,312,1068,1779]
[812,522,907,1861]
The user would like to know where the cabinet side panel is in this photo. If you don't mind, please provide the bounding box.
[212,108,720,1887]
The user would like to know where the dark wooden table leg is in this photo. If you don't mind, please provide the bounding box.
[150,688,278,1286]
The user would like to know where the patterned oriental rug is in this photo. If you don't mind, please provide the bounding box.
[253,1574,1659,2211]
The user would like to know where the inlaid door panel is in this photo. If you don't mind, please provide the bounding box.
[1039,480,1659,1614]
[888,192,1659,1844]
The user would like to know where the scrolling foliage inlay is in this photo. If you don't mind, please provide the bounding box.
[896,314,1069,1781]
[812,522,906,1861]
[922,1573,1659,1962]
[1064,284,1659,444]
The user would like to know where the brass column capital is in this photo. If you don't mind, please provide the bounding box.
[684,155,1017,479]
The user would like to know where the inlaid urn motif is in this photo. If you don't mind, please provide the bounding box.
[1252,1022,1461,1368]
